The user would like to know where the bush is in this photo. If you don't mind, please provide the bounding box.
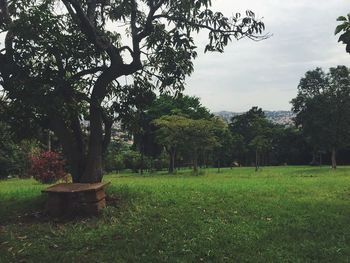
[30,151,67,184]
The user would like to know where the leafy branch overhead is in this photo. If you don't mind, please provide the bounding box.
[336,13,350,53]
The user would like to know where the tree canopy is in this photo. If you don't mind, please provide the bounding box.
[292,66,350,169]
[229,107,274,169]
[153,115,225,174]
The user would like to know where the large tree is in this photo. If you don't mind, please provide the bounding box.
[0,0,267,183]
[292,66,350,169]
[291,68,329,164]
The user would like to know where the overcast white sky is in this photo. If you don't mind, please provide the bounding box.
[185,0,350,112]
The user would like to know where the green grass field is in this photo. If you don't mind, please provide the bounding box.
[0,166,350,262]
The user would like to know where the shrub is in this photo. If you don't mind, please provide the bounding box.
[30,151,67,184]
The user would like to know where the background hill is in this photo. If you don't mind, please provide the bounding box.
[214,111,295,126]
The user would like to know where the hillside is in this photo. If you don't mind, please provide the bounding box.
[215,110,295,126]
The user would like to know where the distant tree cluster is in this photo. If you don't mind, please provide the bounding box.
[228,107,311,170]
[112,95,313,174]
[153,115,226,174]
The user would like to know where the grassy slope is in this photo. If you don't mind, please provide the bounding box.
[0,166,349,262]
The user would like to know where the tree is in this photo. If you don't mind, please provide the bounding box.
[211,124,232,172]
[336,13,350,53]
[291,68,328,165]
[326,66,350,168]
[122,94,212,172]
[270,126,311,166]
[153,115,223,174]
[153,115,189,173]
[184,117,224,174]
[229,107,274,168]
[292,66,350,169]
[248,118,273,172]
[0,0,267,183]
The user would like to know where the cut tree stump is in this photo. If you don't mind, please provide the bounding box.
[42,182,110,217]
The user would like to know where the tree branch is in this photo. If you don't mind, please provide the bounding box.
[152,14,269,41]
[69,66,107,82]
[87,0,97,21]
[62,0,110,50]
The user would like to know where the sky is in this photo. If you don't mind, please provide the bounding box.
[185,0,350,112]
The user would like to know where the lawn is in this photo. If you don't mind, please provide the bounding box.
[0,166,349,262]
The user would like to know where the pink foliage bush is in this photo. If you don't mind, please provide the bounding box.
[30,151,67,184]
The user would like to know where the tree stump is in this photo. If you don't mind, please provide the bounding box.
[42,182,110,217]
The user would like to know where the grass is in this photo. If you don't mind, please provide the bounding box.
[0,166,349,262]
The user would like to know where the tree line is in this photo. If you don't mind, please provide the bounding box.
[105,64,350,174]
[2,63,350,178]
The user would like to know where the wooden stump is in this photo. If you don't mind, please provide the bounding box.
[42,182,110,217]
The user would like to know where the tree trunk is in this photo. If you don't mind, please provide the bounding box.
[310,151,317,166]
[80,103,103,183]
[47,130,51,152]
[217,159,221,173]
[50,116,85,183]
[79,64,121,183]
[331,147,337,169]
[255,149,259,172]
[193,150,198,175]
[140,147,144,175]
[168,148,176,173]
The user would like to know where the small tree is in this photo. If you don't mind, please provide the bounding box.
[250,135,270,172]
[184,118,223,174]
[153,115,189,173]
[153,115,223,174]
[212,125,232,173]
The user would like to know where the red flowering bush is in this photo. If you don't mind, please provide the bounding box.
[30,151,67,184]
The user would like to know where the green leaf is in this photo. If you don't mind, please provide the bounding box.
[335,24,347,35]
[337,16,347,22]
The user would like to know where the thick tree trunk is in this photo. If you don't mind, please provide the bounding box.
[78,63,122,183]
[331,147,337,170]
[80,103,103,183]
